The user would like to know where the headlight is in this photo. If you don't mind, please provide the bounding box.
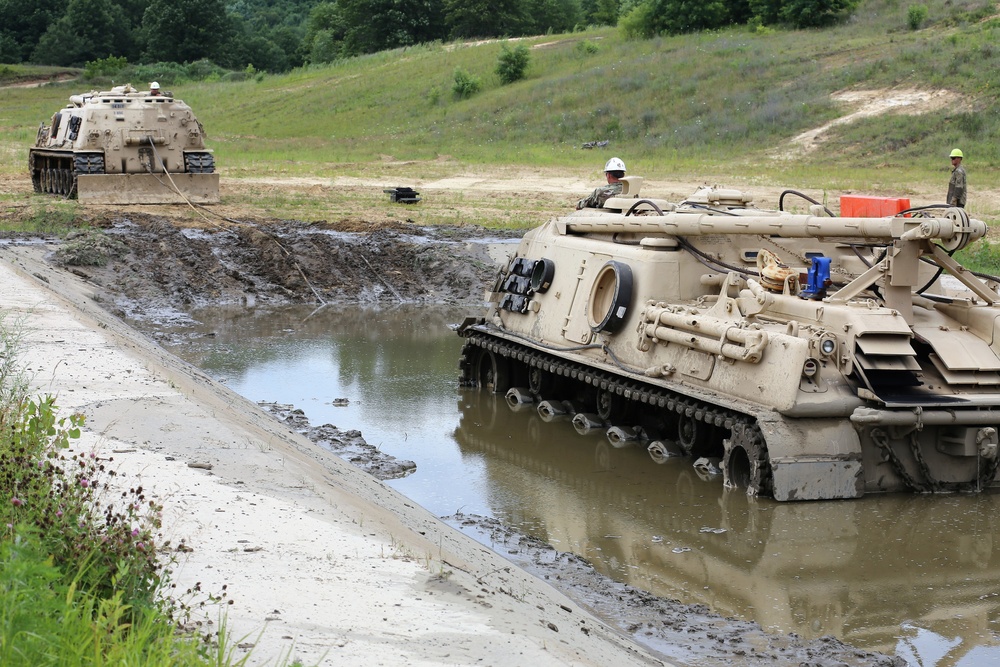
[820,337,837,356]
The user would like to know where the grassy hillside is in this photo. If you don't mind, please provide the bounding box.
[1,0,997,211]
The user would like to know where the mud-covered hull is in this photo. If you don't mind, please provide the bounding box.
[459,185,1000,501]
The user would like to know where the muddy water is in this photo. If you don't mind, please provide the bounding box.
[154,304,1000,667]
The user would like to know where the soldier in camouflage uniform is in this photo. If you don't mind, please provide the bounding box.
[577,157,626,209]
[948,148,967,208]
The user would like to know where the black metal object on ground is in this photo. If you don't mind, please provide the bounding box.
[384,187,421,204]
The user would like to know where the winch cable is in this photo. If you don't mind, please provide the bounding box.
[778,189,836,217]
[145,139,329,307]
[624,200,760,277]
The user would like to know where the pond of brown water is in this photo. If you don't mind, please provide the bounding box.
[149,303,1000,667]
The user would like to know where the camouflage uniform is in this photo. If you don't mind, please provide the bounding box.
[576,181,623,210]
[948,163,967,208]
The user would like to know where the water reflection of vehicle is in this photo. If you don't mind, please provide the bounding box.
[454,389,1000,662]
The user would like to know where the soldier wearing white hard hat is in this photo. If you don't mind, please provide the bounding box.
[577,157,627,210]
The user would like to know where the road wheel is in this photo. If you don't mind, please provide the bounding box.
[477,349,510,394]
[723,422,773,498]
[677,413,698,453]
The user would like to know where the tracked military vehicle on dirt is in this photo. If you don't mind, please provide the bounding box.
[458,177,1000,501]
[29,84,219,204]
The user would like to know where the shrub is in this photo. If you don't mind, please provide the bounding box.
[452,67,481,99]
[496,44,531,85]
[907,4,928,30]
[83,56,128,81]
[575,40,600,55]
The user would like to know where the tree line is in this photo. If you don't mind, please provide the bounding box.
[0,0,859,73]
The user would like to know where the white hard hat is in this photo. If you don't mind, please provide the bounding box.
[150,82,160,89]
[604,157,626,173]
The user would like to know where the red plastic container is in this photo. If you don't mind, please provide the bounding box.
[839,195,911,217]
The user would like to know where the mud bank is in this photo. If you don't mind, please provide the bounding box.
[50,212,516,325]
[1,215,909,666]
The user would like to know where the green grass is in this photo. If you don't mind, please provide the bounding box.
[0,63,81,87]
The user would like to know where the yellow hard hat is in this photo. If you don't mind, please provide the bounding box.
[950,148,964,158]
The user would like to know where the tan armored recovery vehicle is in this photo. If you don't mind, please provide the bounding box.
[29,83,219,204]
[458,178,1000,501]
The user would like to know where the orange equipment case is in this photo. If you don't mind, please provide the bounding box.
[839,195,911,217]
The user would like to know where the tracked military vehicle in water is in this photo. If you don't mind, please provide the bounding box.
[458,177,1000,501]
[29,84,219,204]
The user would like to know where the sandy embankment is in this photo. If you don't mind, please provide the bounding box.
[0,244,667,667]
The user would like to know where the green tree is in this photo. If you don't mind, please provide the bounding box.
[141,0,233,63]
[642,0,729,35]
[582,0,621,26]
[302,1,347,61]
[726,0,753,24]
[0,0,63,63]
[619,0,658,38]
[779,0,860,27]
[31,0,133,66]
[748,0,782,24]
[446,0,530,38]
[338,0,447,56]
[269,25,305,69]
[529,0,582,33]
[116,0,152,31]
[225,31,290,72]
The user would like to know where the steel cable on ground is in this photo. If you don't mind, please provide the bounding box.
[145,140,328,306]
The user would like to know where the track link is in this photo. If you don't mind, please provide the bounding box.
[460,328,760,453]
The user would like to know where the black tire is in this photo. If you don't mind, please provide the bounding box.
[589,260,633,334]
